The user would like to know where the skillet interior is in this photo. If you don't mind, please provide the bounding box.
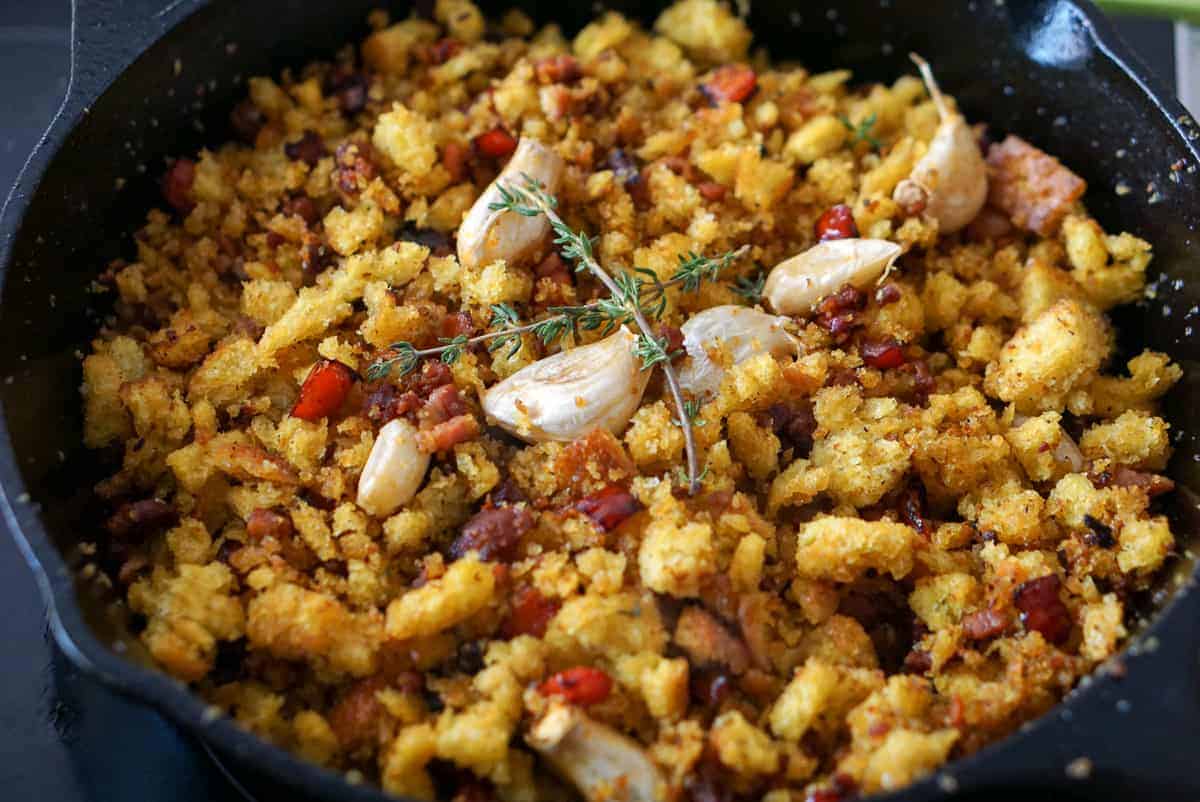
[1,0,1199,799]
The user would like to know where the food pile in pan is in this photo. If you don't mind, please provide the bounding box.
[83,0,1181,798]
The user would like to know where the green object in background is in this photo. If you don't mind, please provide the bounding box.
[1095,0,1200,24]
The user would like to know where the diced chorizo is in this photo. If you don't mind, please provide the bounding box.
[448,505,535,562]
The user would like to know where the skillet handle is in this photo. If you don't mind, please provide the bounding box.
[67,0,210,111]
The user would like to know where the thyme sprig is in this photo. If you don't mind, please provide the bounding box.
[366,175,748,493]
[839,112,882,150]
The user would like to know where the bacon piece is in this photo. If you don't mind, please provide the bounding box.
[162,158,196,213]
[815,204,859,241]
[332,141,377,195]
[449,505,535,562]
[697,182,727,202]
[674,606,750,674]
[535,54,582,84]
[106,499,179,541]
[417,414,480,453]
[700,64,757,105]
[986,135,1086,236]
[503,586,559,638]
[284,130,326,166]
[282,194,319,226]
[474,127,518,159]
[764,402,816,458]
[291,359,356,421]
[1013,574,1071,644]
[962,608,1009,641]
[328,676,389,750]
[329,70,370,115]
[897,482,931,535]
[538,667,613,706]
[575,485,641,532]
[442,141,471,184]
[901,648,932,674]
[1108,466,1175,498]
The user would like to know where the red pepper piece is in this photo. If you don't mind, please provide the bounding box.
[575,485,641,532]
[474,128,518,159]
[291,359,356,421]
[538,666,613,706]
[701,64,758,105]
[815,203,859,241]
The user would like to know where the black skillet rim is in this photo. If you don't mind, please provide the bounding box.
[0,1,1197,800]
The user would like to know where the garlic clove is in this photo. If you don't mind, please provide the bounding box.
[482,327,650,443]
[457,138,565,271]
[894,54,988,234]
[356,418,431,518]
[527,703,666,802]
[678,305,800,400]
[764,238,902,316]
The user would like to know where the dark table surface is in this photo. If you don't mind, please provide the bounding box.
[0,3,1183,801]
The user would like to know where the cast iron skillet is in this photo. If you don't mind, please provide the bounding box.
[2,0,1199,800]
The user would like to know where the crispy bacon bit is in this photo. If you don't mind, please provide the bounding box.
[330,70,370,115]
[902,648,932,674]
[700,64,758,105]
[575,484,641,532]
[422,383,468,424]
[408,360,454,396]
[329,675,389,750]
[246,508,293,542]
[363,384,421,424]
[449,505,535,562]
[107,499,179,541]
[986,135,1087,236]
[441,311,476,341]
[284,130,326,166]
[659,324,685,358]
[815,284,867,341]
[417,414,480,453]
[765,402,816,458]
[897,483,931,535]
[291,359,356,421]
[538,666,613,706]
[503,585,559,638]
[690,668,733,708]
[908,358,936,403]
[875,282,902,306]
[962,608,1010,641]
[333,141,377,195]
[861,337,908,370]
[535,54,582,84]
[815,204,859,241]
[535,251,573,287]
[1013,574,1072,645]
[300,232,335,278]
[282,194,319,226]
[555,429,636,495]
[162,158,196,214]
[474,127,518,159]
[675,606,750,674]
[1082,514,1116,548]
[442,141,471,184]
[230,100,265,143]
[697,181,727,202]
[426,37,463,65]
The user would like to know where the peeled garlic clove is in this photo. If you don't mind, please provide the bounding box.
[893,54,987,234]
[357,418,430,518]
[764,238,902,316]
[457,138,565,271]
[527,703,665,802]
[482,327,650,443]
[678,305,800,400]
